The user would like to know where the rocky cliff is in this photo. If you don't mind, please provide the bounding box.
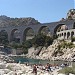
[27,40,75,61]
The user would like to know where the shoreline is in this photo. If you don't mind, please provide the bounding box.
[8,55,75,67]
[0,54,74,75]
[9,54,75,62]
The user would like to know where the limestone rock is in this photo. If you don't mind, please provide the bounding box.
[27,40,75,61]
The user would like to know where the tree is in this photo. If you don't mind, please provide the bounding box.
[32,34,46,47]
[71,37,75,42]
[45,36,53,47]
[22,40,32,48]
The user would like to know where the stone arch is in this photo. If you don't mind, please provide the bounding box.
[71,31,74,37]
[10,29,20,43]
[38,26,50,36]
[64,32,66,39]
[0,30,8,44]
[54,24,68,34]
[23,27,35,41]
[67,32,70,39]
[62,33,63,36]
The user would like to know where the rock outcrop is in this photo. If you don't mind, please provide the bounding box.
[27,40,75,61]
[66,9,75,20]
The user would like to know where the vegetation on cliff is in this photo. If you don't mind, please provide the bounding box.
[59,65,75,74]
[22,33,54,54]
[52,40,75,57]
[10,33,55,54]
[71,37,75,42]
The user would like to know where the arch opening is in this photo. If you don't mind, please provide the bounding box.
[67,32,70,39]
[71,31,74,38]
[23,27,34,41]
[62,33,63,36]
[64,33,66,39]
[38,26,50,36]
[0,30,8,44]
[10,29,20,43]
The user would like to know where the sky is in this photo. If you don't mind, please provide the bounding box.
[0,0,74,23]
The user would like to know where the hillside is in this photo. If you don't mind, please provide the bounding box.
[0,15,40,27]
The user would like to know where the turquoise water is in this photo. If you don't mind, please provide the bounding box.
[13,57,49,64]
[12,56,74,65]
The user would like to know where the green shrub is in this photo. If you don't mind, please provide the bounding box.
[31,33,53,48]
[71,37,75,42]
[22,40,32,48]
[59,41,74,49]
[23,48,28,54]
[59,67,75,74]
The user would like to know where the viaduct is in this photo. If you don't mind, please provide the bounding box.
[0,19,75,43]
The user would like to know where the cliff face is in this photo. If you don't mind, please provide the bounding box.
[0,15,40,27]
[27,40,75,61]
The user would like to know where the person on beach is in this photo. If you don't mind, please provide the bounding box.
[47,63,51,72]
[45,63,51,72]
[33,64,37,75]
[61,63,65,68]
